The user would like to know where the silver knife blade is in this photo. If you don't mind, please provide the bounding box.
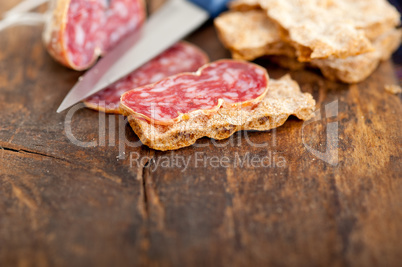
[57,0,209,113]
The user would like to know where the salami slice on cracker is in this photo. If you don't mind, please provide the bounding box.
[121,75,315,151]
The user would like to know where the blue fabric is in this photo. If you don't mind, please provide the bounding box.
[188,0,231,18]
[388,0,402,64]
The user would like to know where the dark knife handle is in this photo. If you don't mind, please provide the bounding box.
[188,0,231,18]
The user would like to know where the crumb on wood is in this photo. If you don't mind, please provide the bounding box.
[384,84,402,95]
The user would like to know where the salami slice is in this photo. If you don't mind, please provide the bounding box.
[120,60,270,125]
[43,0,146,70]
[84,42,209,114]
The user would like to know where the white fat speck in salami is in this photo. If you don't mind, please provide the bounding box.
[84,42,209,114]
[120,60,270,125]
[43,0,146,70]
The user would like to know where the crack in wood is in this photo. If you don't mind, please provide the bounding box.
[135,148,156,263]
[142,162,149,217]
[137,149,155,219]
[142,150,166,232]
[0,145,71,163]
[328,176,356,262]
[137,149,167,230]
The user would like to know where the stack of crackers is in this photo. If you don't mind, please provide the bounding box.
[215,0,402,83]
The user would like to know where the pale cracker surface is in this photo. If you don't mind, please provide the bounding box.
[215,10,402,83]
[230,0,400,61]
[384,84,402,94]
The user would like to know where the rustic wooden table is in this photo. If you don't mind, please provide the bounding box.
[0,1,401,266]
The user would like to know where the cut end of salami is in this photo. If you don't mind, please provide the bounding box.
[84,42,210,114]
[120,59,270,125]
[43,0,146,70]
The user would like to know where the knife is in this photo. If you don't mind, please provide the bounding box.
[57,0,231,113]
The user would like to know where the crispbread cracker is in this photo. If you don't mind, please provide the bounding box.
[214,10,295,61]
[215,10,402,83]
[272,29,402,83]
[384,84,402,94]
[121,75,315,151]
[230,0,400,61]
[229,0,261,11]
[311,29,402,83]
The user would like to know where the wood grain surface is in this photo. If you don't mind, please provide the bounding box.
[0,0,401,266]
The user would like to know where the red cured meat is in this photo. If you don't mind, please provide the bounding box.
[43,0,145,70]
[120,60,270,125]
[84,42,209,113]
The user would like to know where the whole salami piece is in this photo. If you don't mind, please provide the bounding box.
[120,60,270,125]
[84,42,209,114]
[43,0,146,70]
